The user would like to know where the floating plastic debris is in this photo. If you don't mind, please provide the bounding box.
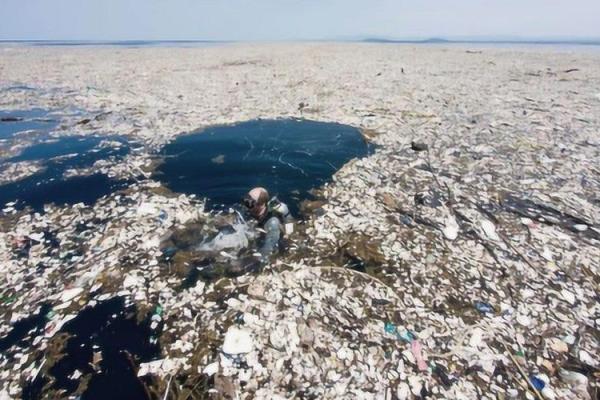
[1,44,599,400]
[474,301,494,314]
[222,327,253,355]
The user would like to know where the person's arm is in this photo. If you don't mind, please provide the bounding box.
[259,217,281,259]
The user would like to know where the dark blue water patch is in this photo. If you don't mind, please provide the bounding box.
[0,173,128,211]
[0,135,132,210]
[9,135,128,163]
[0,303,52,353]
[156,119,373,215]
[0,109,59,139]
[24,297,160,400]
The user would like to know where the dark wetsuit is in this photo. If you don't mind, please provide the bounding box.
[256,199,293,259]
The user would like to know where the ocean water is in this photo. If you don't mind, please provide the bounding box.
[1,39,599,52]
[156,119,374,215]
[0,303,52,353]
[23,297,159,400]
[0,108,135,210]
[0,40,229,49]
[0,109,59,139]
[0,172,127,211]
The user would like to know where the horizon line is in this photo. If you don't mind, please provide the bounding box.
[1,36,600,43]
[0,35,600,45]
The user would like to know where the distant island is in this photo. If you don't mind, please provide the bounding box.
[362,37,600,46]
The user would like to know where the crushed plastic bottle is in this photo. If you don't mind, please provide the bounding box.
[384,322,396,335]
[474,301,494,314]
[384,322,416,343]
[529,375,545,390]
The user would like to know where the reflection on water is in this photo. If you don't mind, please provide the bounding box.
[156,119,374,215]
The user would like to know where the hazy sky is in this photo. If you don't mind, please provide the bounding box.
[1,0,599,41]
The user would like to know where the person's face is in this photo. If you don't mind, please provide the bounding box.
[244,196,264,219]
[249,205,263,218]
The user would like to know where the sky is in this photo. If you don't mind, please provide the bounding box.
[1,0,599,41]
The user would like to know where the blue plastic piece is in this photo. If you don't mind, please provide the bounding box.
[529,375,546,390]
[474,301,494,314]
[384,322,397,334]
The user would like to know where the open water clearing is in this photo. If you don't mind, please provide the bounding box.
[157,119,373,214]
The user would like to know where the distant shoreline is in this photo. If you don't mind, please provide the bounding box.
[362,37,600,46]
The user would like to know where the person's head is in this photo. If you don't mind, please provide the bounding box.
[243,187,269,219]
